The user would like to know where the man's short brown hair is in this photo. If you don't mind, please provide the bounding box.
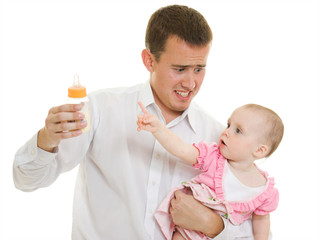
[145,5,213,61]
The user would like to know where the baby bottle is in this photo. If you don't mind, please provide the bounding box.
[67,74,90,133]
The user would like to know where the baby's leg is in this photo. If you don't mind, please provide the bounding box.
[172,231,186,240]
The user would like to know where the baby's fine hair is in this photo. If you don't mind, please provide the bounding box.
[242,104,284,157]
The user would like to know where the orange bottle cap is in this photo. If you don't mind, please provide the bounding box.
[68,74,87,98]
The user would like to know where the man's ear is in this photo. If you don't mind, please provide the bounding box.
[141,49,154,72]
[253,144,269,158]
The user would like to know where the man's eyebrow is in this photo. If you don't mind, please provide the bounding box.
[171,64,206,68]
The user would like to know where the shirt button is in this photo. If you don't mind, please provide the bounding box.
[31,149,36,155]
[152,181,156,186]
[156,154,160,160]
[148,209,153,214]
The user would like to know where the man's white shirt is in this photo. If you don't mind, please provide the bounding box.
[13,81,224,239]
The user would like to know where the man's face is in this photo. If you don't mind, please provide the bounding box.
[149,36,211,121]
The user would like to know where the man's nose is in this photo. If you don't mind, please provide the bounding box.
[182,71,196,90]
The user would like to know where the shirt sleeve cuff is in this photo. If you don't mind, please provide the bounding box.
[15,132,58,166]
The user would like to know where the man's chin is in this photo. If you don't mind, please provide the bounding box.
[171,103,190,113]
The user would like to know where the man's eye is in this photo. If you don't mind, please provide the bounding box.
[176,68,184,72]
[195,68,203,73]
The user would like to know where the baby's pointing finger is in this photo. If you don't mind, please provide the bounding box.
[138,101,149,114]
[138,115,145,123]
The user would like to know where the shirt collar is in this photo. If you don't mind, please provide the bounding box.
[186,102,198,134]
[137,81,155,113]
[137,80,198,134]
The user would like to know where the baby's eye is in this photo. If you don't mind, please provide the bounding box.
[236,128,242,134]
[226,123,230,128]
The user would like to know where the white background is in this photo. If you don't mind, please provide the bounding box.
[1,0,319,239]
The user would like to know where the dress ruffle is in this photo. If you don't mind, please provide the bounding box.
[155,141,279,239]
[193,141,279,225]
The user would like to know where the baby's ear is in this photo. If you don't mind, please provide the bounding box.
[253,144,269,159]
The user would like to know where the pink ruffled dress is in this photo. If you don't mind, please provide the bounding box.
[154,141,279,240]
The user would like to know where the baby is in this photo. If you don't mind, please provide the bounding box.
[137,102,284,240]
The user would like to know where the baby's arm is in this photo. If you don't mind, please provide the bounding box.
[252,213,270,240]
[137,102,198,165]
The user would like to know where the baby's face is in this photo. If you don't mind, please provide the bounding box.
[219,107,267,162]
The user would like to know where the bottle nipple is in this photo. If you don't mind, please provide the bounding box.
[68,74,87,98]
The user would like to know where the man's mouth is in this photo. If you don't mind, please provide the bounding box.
[175,90,191,98]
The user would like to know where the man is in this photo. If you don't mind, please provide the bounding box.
[13,5,252,239]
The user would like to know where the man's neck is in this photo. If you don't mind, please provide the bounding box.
[162,110,183,124]
[153,99,184,124]
[150,86,185,124]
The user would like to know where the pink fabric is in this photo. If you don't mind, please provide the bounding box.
[155,141,279,239]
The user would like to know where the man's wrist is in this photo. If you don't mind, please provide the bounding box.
[199,211,224,238]
[37,128,56,153]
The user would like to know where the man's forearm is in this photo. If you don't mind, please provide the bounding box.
[197,207,224,237]
[170,190,224,237]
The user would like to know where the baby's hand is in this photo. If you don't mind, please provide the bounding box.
[137,102,162,133]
